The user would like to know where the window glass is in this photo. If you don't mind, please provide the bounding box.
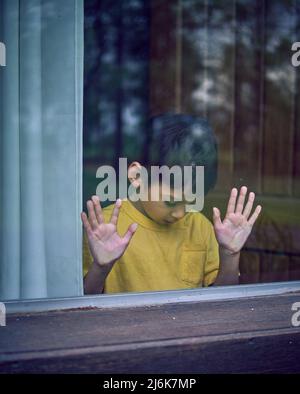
[83,0,300,293]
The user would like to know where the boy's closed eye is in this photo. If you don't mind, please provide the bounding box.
[164,200,196,208]
[164,201,180,208]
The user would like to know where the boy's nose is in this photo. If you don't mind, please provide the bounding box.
[171,206,185,220]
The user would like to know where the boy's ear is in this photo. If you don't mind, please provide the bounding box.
[128,161,142,189]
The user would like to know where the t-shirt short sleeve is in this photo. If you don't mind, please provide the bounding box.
[82,201,220,292]
[203,224,220,287]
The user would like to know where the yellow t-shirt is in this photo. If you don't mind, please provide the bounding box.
[83,200,219,293]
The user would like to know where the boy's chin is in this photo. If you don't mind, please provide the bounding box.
[159,218,177,225]
[164,219,177,224]
[150,217,171,225]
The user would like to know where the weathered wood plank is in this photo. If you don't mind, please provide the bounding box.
[1,292,300,373]
[181,0,207,116]
[262,0,295,195]
[289,256,300,281]
[239,251,260,284]
[1,330,300,374]
[180,0,235,191]
[233,0,264,192]
[293,1,300,197]
[149,0,177,115]
[206,0,235,192]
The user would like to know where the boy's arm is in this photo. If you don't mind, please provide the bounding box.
[83,261,112,294]
[212,248,240,286]
[81,197,138,295]
[211,186,262,286]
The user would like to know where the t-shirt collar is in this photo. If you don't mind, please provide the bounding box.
[121,199,189,231]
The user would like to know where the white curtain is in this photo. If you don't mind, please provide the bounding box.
[0,0,83,300]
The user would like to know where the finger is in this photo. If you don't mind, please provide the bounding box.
[122,223,138,244]
[110,199,122,226]
[87,199,98,229]
[81,212,92,235]
[242,191,255,219]
[212,207,222,228]
[92,195,104,224]
[235,186,247,214]
[248,205,262,226]
[226,188,238,215]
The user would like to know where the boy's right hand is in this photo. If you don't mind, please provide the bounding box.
[81,197,138,268]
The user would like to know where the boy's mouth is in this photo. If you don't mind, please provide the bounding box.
[164,219,177,224]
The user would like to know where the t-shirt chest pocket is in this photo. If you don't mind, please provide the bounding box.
[179,245,207,286]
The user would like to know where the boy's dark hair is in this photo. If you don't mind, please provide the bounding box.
[145,113,218,195]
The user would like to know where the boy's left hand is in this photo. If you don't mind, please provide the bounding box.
[212,186,262,255]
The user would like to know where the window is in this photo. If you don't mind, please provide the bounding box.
[2,0,300,375]
[83,0,300,292]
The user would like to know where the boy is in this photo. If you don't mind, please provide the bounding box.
[82,114,262,294]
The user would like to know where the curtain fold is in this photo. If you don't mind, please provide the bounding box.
[0,0,83,300]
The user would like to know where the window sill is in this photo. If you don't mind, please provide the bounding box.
[4,280,300,314]
[1,282,300,373]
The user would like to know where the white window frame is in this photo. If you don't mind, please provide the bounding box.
[4,280,300,314]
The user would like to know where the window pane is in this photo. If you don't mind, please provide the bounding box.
[83,0,300,293]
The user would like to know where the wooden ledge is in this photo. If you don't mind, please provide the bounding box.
[1,291,300,373]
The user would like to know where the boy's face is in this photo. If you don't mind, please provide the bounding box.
[136,182,188,225]
[128,161,196,225]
